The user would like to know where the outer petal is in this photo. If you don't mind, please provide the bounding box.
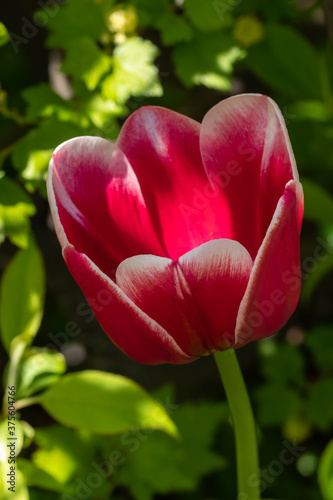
[48,137,165,278]
[235,180,304,347]
[63,244,193,365]
[116,106,231,260]
[200,94,299,259]
[116,239,253,356]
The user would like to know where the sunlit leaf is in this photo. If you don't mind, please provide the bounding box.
[39,370,178,436]
[0,177,35,248]
[0,420,23,464]
[0,239,45,352]
[118,401,227,500]
[0,22,10,47]
[173,32,245,90]
[61,38,112,91]
[0,465,28,500]
[318,440,333,500]
[102,37,162,103]
[16,349,66,399]
[11,119,83,182]
[18,458,67,493]
[22,84,73,121]
[81,94,124,128]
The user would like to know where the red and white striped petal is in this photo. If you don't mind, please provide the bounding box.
[48,137,165,279]
[63,244,193,364]
[235,180,304,346]
[200,94,298,259]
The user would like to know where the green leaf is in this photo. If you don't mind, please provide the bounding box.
[255,384,301,427]
[300,230,333,302]
[288,101,331,122]
[233,0,296,21]
[0,177,36,248]
[307,379,333,431]
[0,465,28,500]
[81,94,124,128]
[156,13,193,46]
[61,38,112,91]
[246,24,321,99]
[16,349,66,399]
[102,37,162,103]
[0,22,10,47]
[11,119,83,182]
[260,343,305,386]
[39,370,178,436]
[22,83,73,121]
[184,0,231,31]
[45,0,105,48]
[132,0,168,27]
[0,419,26,499]
[18,458,65,494]
[305,326,333,371]
[318,440,333,500]
[19,426,105,495]
[119,401,227,500]
[32,426,96,488]
[302,177,333,227]
[0,419,24,464]
[173,32,245,90]
[0,240,45,352]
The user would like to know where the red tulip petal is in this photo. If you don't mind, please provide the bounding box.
[48,137,165,278]
[200,94,299,259]
[235,180,304,347]
[63,244,193,365]
[116,239,253,356]
[117,106,231,260]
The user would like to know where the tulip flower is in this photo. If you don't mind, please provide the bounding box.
[47,94,303,365]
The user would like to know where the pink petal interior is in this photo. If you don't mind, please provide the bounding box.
[117,106,232,260]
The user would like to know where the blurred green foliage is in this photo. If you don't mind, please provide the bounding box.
[1,0,333,499]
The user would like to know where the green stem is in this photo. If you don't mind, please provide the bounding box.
[2,341,26,418]
[15,396,39,411]
[214,349,260,500]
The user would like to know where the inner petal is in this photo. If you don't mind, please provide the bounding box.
[116,239,253,356]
